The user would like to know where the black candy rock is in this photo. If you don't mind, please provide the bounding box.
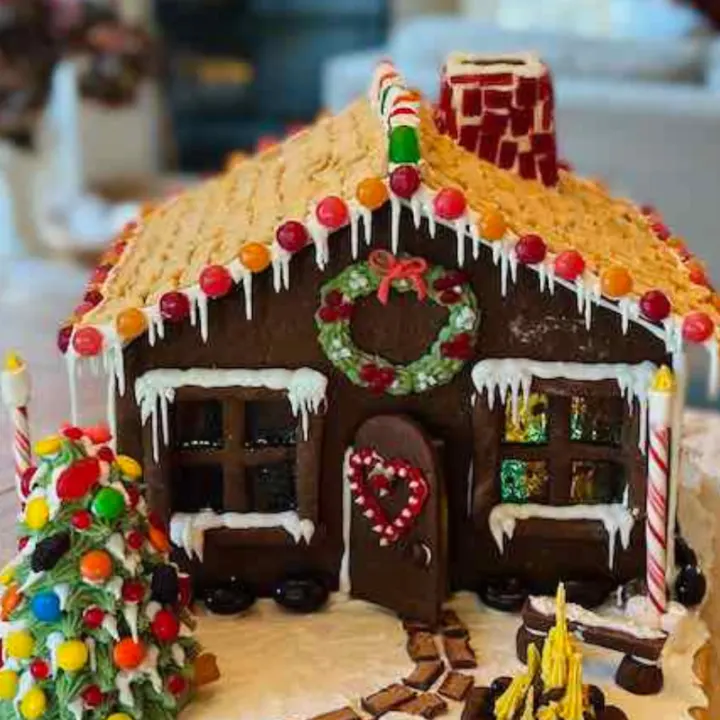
[674,536,698,568]
[675,565,706,608]
[274,576,328,614]
[587,684,606,713]
[204,584,255,616]
[31,532,71,572]
[151,564,179,605]
[478,577,527,612]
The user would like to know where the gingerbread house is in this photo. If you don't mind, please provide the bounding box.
[58,55,720,624]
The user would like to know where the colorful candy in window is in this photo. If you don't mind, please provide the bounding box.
[570,396,622,446]
[504,392,548,444]
[500,459,550,504]
[570,460,626,504]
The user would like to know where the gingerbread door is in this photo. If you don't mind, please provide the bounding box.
[346,415,447,625]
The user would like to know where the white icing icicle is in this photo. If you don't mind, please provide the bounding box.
[706,339,719,398]
[490,503,635,568]
[390,195,401,254]
[241,271,253,320]
[197,292,209,342]
[145,601,161,622]
[65,350,79,425]
[455,218,466,266]
[350,208,360,259]
[106,576,124,600]
[360,207,373,246]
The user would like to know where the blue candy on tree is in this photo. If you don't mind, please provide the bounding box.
[31,591,61,622]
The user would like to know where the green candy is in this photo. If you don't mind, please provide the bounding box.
[388,126,420,164]
[91,487,126,521]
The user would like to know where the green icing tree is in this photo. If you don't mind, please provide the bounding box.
[0,428,214,720]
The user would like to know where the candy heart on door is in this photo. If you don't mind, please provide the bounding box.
[345,447,430,546]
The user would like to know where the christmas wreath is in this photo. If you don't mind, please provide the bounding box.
[316,250,479,395]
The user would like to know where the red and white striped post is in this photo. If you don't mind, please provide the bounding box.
[1,352,32,502]
[646,365,675,616]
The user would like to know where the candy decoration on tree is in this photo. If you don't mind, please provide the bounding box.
[31,532,71,572]
[122,579,146,603]
[682,311,714,343]
[116,454,142,480]
[107,714,133,720]
[151,564,179,605]
[24,497,49,530]
[19,687,46,720]
[159,291,191,323]
[640,290,672,323]
[389,165,421,199]
[152,609,180,642]
[80,549,114,583]
[57,456,101,500]
[199,265,233,298]
[554,250,585,281]
[356,177,389,210]
[126,530,144,551]
[316,196,349,230]
[433,188,467,220]
[83,606,105,629]
[57,639,89,672]
[5,630,34,659]
[29,659,50,680]
[239,242,272,273]
[92,487,126,521]
[113,638,146,670]
[514,234,547,265]
[116,307,148,341]
[167,673,187,696]
[1,584,22,619]
[34,435,61,457]
[149,524,171,553]
[600,266,633,298]
[0,670,17,700]
[71,510,93,531]
[276,221,309,254]
[1,351,32,502]
[30,590,62,622]
[81,685,103,708]
[72,326,104,356]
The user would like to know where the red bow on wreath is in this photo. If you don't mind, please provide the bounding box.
[368,250,428,305]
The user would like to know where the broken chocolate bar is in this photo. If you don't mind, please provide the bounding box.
[440,609,468,638]
[361,683,416,717]
[444,636,477,669]
[407,631,440,662]
[307,708,361,720]
[438,671,474,701]
[403,660,445,691]
[397,692,448,718]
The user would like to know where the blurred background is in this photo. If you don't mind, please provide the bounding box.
[0,0,718,416]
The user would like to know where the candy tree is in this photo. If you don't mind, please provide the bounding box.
[0,427,218,720]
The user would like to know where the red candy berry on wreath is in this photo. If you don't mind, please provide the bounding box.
[359,363,379,383]
[324,290,343,307]
[167,673,187,696]
[514,234,547,265]
[389,165,421,199]
[81,685,103,708]
[159,291,190,323]
[682,311,715,343]
[72,327,103,357]
[433,188,467,220]
[57,325,73,354]
[318,306,339,323]
[316,196,349,230]
[336,303,354,320]
[71,510,92,531]
[639,290,671,322]
[83,606,105,629]
[371,367,396,393]
[57,457,101,501]
[122,580,146,604]
[440,289,460,304]
[199,265,233,299]
[151,609,180,643]
[29,658,49,680]
[276,221,309,253]
[126,530,144,551]
[125,485,140,509]
[554,250,585,281]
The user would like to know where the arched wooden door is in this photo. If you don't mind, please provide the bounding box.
[347,415,447,625]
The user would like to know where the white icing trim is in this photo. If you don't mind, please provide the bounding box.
[135,367,327,462]
[445,51,548,80]
[169,509,315,561]
[471,358,656,451]
[339,447,353,595]
[489,502,636,568]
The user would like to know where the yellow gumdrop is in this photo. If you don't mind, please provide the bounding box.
[5,630,33,659]
[33,435,62,457]
[57,639,88,672]
[107,715,133,720]
[19,687,46,720]
[0,669,18,700]
[0,565,15,585]
[115,455,142,481]
[24,497,49,531]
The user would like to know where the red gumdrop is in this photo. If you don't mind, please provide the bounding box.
[125,485,140,509]
[682,312,715,343]
[72,327,104,357]
[151,609,180,643]
[276,221,309,253]
[17,537,29,552]
[84,425,112,444]
[71,510,93,531]
[126,530,144,551]
[375,368,396,387]
[81,685,103,708]
[159,291,190,323]
[316,196,349,230]
[433,188,467,220]
[29,659,49,680]
[554,250,585,281]
[61,426,84,441]
[57,325,73,354]
[515,234,547,265]
[122,580,146,604]
[57,457,101,501]
[89,264,111,285]
[199,265,233,299]
[83,606,105,629]
[96,446,115,463]
[167,673,187,696]
[74,301,95,318]
[389,165,421,199]
[639,290,671,322]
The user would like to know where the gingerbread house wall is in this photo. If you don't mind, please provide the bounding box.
[115,205,669,593]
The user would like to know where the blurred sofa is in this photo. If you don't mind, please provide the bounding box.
[323,16,720,283]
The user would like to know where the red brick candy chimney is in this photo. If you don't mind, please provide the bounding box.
[436,52,558,186]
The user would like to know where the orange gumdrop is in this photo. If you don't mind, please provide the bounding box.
[80,550,113,583]
[480,210,507,241]
[113,638,146,670]
[148,525,170,554]
[116,308,148,341]
[1,584,22,620]
[600,266,633,298]
[356,177,388,210]
[239,243,271,273]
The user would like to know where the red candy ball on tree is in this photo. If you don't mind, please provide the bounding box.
[315,196,349,229]
[81,685,103,708]
[96,446,115,463]
[159,291,190,323]
[72,327,103,357]
[61,426,84,441]
[433,188,466,220]
[276,221,309,253]
[71,510,92,531]
[29,658,49,680]
[57,457,101,501]
[122,580,146,604]
[126,530,144,551]
[83,606,105,629]
[151,609,180,643]
[199,265,233,299]
[389,165,421,199]
[167,673,187,696]
[682,311,715,343]
[554,250,585,281]
[639,290,671,322]
[514,234,547,265]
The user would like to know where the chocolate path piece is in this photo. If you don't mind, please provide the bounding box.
[408,631,441,662]
[361,684,416,717]
[404,660,445,691]
[404,617,435,634]
[444,636,477,669]
[307,708,361,720]
[438,671,474,701]
[397,693,448,718]
[440,609,468,637]
[597,707,629,720]
[460,687,491,720]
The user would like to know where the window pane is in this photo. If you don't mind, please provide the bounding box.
[503,392,548,444]
[245,400,297,449]
[570,460,626,504]
[500,459,549,504]
[570,396,622,446]
[248,460,297,513]
[172,464,224,512]
[173,400,223,450]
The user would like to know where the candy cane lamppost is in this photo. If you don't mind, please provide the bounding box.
[646,365,675,616]
[1,352,32,501]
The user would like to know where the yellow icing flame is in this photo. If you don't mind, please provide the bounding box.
[537,704,560,720]
[558,653,584,720]
[651,365,675,392]
[3,352,23,372]
[495,644,540,720]
[541,583,575,690]
[520,686,535,720]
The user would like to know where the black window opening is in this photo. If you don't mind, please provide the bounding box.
[173,400,224,451]
[172,464,224,513]
[245,400,297,449]
[247,460,298,513]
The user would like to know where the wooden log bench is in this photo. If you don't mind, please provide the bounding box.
[517,596,668,696]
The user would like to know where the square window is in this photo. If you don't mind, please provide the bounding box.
[570,460,626,504]
[503,392,548,445]
[570,396,622,446]
[500,459,550,504]
[247,460,297,513]
[245,400,297,449]
[172,464,224,513]
[173,400,223,451]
